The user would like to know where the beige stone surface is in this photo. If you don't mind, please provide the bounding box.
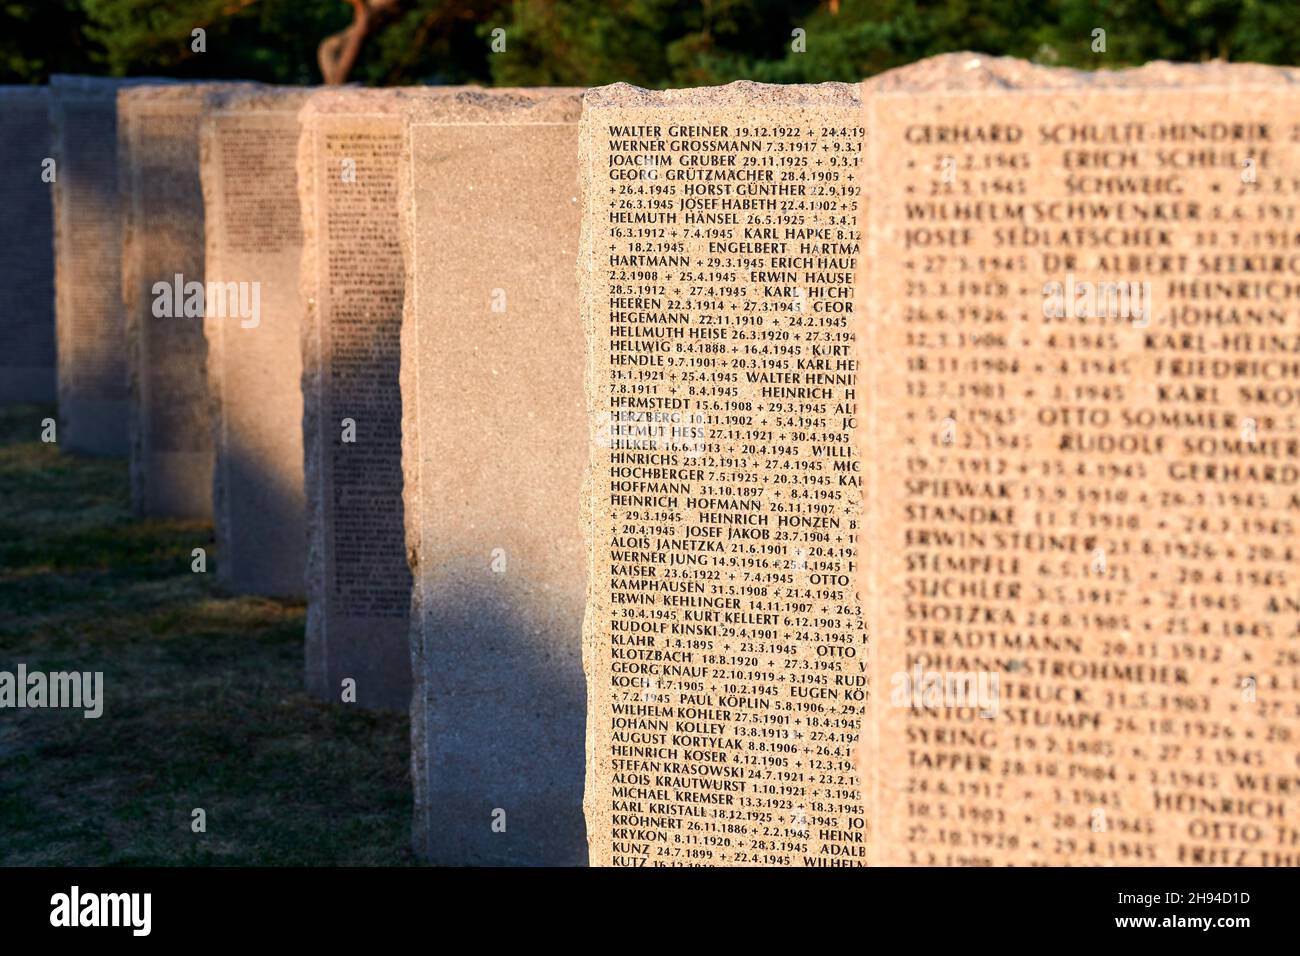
[297,87,462,711]
[580,82,868,866]
[120,82,254,517]
[858,59,1300,866]
[867,51,1300,92]
[200,87,311,597]
[582,57,1300,868]
[399,88,585,865]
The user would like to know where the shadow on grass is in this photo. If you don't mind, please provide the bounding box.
[0,404,413,865]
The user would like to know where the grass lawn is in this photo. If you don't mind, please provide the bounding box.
[0,404,414,865]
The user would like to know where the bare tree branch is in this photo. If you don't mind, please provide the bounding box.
[318,0,402,85]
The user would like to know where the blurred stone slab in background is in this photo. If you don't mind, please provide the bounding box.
[859,54,1300,868]
[120,82,253,518]
[297,87,427,711]
[50,76,165,454]
[201,87,311,598]
[399,89,585,865]
[0,86,55,404]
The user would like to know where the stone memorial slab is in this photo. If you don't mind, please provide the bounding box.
[200,87,311,597]
[298,88,443,710]
[50,76,164,454]
[859,56,1300,867]
[580,83,869,866]
[120,82,252,518]
[399,89,585,865]
[0,86,55,404]
[582,57,1300,868]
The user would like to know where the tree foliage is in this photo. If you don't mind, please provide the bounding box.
[3,0,1298,86]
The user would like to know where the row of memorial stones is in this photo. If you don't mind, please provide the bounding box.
[1,76,585,865]
[2,54,1298,866]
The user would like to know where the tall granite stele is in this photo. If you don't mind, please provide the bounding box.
[858,53,1300,868]
[50,76,168,454]
[200,87,311,598]
[119,82,254,518]
[579,81,868,868]
[398,88,587,865]
[0,86,55,404]
[297,87,430,711]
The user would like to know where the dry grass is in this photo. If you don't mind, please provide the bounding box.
[0,404,414,865]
